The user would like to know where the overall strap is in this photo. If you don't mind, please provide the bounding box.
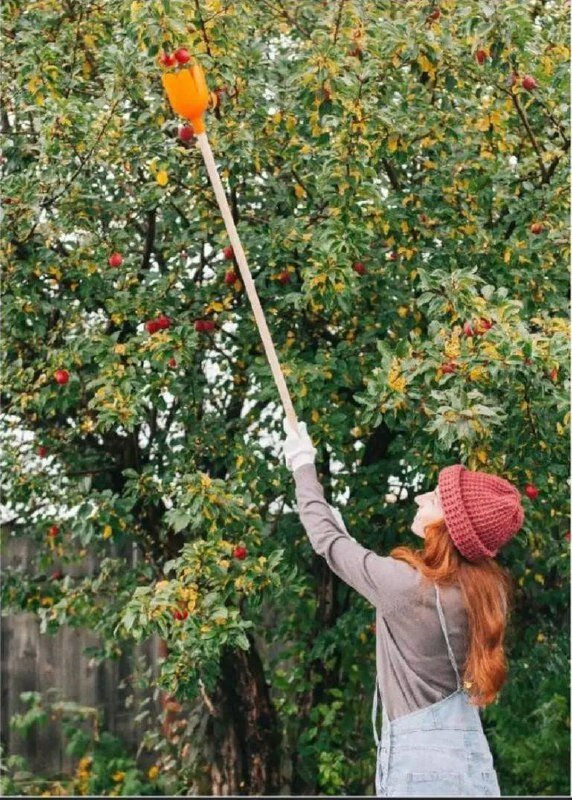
[435,583,462,691]
[371,677,381,746]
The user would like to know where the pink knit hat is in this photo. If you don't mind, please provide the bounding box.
[437,464,525,561]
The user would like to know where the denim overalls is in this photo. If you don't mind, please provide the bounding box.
[372,583,502,797]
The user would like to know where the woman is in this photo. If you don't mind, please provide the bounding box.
[281,418,524,797]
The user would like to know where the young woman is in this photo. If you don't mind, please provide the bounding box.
[281,418,524,797]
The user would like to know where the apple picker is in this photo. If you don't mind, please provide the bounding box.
[161,54,525,797]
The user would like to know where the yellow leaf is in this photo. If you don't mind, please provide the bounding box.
[475,116,491,132]
[156,170,169,186]
[388,134,399,152]
[294,183,305,198]
[311,409,320,422]
[475,448,488,464]
[536,632,545,642]
[469,366,487,382]
[236,455,244,469]
[534,574,545,584]
[299,383,307,397]
[397,306,408,318]
[103,525,113,539]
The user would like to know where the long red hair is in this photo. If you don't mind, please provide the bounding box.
[390,518,514,708]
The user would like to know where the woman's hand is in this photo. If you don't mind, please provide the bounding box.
[281,417,317,472]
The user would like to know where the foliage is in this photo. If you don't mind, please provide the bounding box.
[0,690,163,796]
[1,0,569,794]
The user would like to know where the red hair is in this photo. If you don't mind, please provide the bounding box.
[390,518,514,708]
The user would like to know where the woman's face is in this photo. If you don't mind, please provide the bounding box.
[411,486,444,538]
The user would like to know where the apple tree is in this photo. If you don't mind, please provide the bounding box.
[1,0,569,795]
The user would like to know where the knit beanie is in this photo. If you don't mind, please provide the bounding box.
[437,464,525,562]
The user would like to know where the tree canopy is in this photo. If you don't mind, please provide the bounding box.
[1,0,569,795]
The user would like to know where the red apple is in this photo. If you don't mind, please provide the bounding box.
[388,251,398,261]
[427,8,441,21]
[352,262,367,275]
[475,49,487,65]
[54,369,70,385]
[194,320,216,332]
[548,367,558,382]
[530,222,544,234]
[223,245,234,260]
[168,357,177,368]
[48,524,59,538]
[524,484,539,499]
[50,570,63,581]
[277,270,291,285]
[475,317,493,334]
[37,445,48,457]
[108,252,123,268]
[521,75,538,91]
[233,546,247,560]
[145,319,160,335]
[159,52,177,67]
[156,314,172,330]
[224,270,238,285]
[173,608,189,621]
[178,124,195,142]
[441,362,457,374]
[462,322,475,337]
[174,48,190,64]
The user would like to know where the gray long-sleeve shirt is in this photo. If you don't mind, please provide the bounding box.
[292,462,469,722]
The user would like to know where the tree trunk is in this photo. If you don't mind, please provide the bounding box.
[203,634,282,794]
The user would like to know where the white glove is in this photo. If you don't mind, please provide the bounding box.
[282,417,317,472]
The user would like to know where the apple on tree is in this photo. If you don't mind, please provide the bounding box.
[194,320,216,333]
[156,314,172,331]
[174,47,190,64]
[108,252,123,268]
[159,52,177,67]
[54,369,70,385]
[521,75,538,91]
[441,362,457,374]
[524,484,539,499]
[178,124,195,142]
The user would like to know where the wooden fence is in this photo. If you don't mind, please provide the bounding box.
[1,522,162,778]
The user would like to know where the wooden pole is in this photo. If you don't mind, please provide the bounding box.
[195,131,300,437]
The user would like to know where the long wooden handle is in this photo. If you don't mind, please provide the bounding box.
[195,131,300,437]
